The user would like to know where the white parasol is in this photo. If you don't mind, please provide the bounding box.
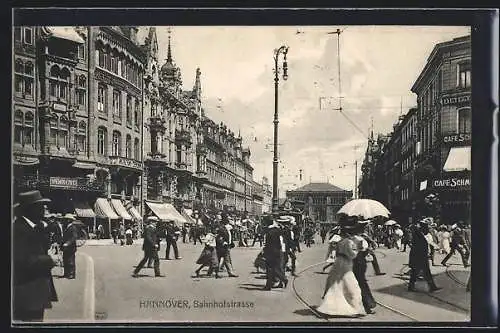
[337,199,390,219]
[384,220,397,226]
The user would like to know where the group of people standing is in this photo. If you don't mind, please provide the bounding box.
[13,190,81,322]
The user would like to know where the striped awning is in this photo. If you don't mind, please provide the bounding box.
[110,199,133,220]
[13,155,39,166]
[94,198,119,220]
[145,201,186,226]
[73,161,96,170]
[124,201,142,221]
[44,27,85,43]
[73,201,96,218]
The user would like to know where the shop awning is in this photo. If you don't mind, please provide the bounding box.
[46,27,85,43]
[73,161,96,170]
[181,209,196,224]
[443,146,471,172]
[110,199,133,220]
[73,201,96,218]
[94,198,120,220]
[145,201,186,225]
[13,155,39,166]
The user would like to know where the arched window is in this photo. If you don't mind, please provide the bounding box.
[76,75,86,106]
[59,116,69,149]
[126,95,132,126]
[97,82,107,114]
[13,110,23,144]
[76,121,87,152]
[49,65,70,101]
[14,59,34,99]
[458,108,471,134]
[14,60,24,95]
[125,135,132,158]
[134,138,140,160]
[97,127,107,155]
[112,131,121,156]
[134,100,140,130]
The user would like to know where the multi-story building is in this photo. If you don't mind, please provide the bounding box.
[411,35,471,224]
[139,27,255,217]
[12,26,145,235]
[261,176,272,214]
[286,182,352,222]
[359,34,471,225]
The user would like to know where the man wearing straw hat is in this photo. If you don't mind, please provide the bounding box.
[13,190,58,322]
[133,216,162,277]
[61,213,79,279]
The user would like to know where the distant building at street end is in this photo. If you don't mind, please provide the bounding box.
[286,182,352,222]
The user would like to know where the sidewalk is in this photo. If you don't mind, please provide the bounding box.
[45,253,91,322]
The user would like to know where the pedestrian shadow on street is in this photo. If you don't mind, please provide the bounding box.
[375,271,470,314]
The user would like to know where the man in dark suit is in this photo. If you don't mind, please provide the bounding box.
[133,216,161,277]
[283,218,298,277]
[165,221,182,260]
[13,190,58,322]
[409,219,441,292]
[61,214,79,279]
[216,216,238,277]
[263,217,288,290]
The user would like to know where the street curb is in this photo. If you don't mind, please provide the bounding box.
[81,253,95,322]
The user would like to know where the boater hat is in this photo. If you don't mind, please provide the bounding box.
[14,190,51,208]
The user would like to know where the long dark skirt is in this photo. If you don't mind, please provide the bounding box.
[196,246,218,268]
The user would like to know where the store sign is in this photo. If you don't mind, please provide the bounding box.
[109,156,142,170]
[432,177,471,189]
[441,94,470,106]
[52,102,67,112]
[50,177,78,189]
[443,133,471,145]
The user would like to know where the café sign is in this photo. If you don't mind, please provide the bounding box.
[50,177,78,189]
[441,94,470,106]
[443,133,471,144]
[432,177,471,189]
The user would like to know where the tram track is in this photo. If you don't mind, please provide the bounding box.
[291,251,469,322]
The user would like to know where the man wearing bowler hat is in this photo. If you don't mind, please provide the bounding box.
[61,213,79,279]
[133,216,162,277]
[13,190,58,322]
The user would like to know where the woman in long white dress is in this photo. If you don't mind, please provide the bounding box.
[439,225,451,254]
[317,236,365,317]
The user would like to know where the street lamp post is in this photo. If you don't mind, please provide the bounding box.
[272,45,289,212]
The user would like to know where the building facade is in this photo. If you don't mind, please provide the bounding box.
[139,28,255,217]
[13,26,145,234]
[359,35,471,225]
[286,182,352,222]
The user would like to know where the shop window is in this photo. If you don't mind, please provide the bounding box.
[112,130,121,156]
[97,127,107,156]
[458,108,471,134]
[458,62,471,88]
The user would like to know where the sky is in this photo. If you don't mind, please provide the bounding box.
[138,25,471,197]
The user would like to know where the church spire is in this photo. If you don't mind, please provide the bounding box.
[166,27,173,64]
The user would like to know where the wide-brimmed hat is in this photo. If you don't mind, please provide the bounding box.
[147,216,159,222]
[14,190,51,209]
[62,213,76,220]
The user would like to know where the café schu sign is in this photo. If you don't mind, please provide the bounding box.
[442,133,471,145]
[432,177,471,189]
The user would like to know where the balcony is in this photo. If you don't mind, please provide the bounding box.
[149,115,166,131]
[175,129,192,145]
[108,156,143,172]
[196,144,208,155]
